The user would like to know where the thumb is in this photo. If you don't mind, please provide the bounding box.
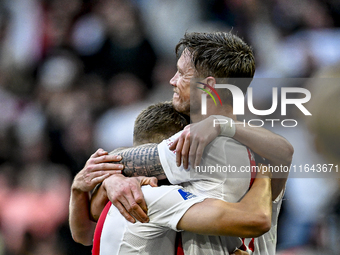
[149,177,158,187]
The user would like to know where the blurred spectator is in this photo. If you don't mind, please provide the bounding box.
[94,73,150,151]
[73,0,157,90]
[305,62,340,254]
[137,0,203,58]
[0,0,339,254]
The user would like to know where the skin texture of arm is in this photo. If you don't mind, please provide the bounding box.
[169,116,294,169]
[90,183,108,222]
[232,122,292,200]
[69,189,96,245]
[177,164,272,237]
[90,165,272,238]
[111,144,166,180]
[69,149,123,245]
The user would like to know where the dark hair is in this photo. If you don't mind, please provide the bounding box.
[133,101,189,145]
[176,32,255,94]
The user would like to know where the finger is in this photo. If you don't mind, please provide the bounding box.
[169,137,179,151]
[117,190,142,222]
[138,176,158,187]
[111,199,136,223]
[149,177,158,187]
[130,204,149,223]
[130,184,149,222]
[91,170,122,182]
[194,143,205,168]
[92,148,108,158]
[94,154,122,164]
[175,136,184,167]
[117,184,148,223]
[182,135,191,169]
[90,162,124,172]
[189,138,199,169]
[91,173,110,184]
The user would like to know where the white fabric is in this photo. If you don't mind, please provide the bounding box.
[211,115,236,137]
[158,131,253,254]
[99,185,205,255]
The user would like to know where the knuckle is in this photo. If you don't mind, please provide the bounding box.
[130,203,139,211]
[135,197,143,204]
[126,206,133,213]
[111,197,119,203]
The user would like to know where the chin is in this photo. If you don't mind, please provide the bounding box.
[173,101,190,116]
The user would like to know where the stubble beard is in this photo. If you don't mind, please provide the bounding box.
[172,99,190,117]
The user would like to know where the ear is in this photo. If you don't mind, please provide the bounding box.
[206,76,217,91]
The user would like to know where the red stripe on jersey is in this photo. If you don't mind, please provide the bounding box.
[247,148,257,188]
[248,238,255,252]
[175,232,184,255]
[92,201,112,255]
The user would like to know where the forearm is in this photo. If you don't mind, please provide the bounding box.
[90,184,109,222]
[178,172,272,237]
[219,170,272,237]
[110,144,166,180]
[233,123,293,166]
[69,188,96,245]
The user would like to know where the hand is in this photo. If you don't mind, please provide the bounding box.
[72,148,124,193]
[169,116,220,169]
[231,249,249,255]
[103,174,157,223]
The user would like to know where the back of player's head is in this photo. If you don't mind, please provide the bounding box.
[133,101,189,145]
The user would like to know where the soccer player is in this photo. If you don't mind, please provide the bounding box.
[70,32,293,254]
[90,101,271,254]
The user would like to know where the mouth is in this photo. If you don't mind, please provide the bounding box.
[173,90,179,99]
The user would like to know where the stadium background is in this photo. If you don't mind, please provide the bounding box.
[0,0,339,254]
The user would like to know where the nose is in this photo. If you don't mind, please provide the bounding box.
[170,71,178,87]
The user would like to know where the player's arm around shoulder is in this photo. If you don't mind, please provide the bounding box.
[177,164,272,238]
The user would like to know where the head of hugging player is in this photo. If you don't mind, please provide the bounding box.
[170,32,256,117]
[133,101,189,146]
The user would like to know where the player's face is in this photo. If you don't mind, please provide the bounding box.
[170,50,195,115]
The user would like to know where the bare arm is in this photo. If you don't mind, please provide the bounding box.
[90,184,108,222]
[233,121,293,167]
[178,164,272,237]
[170,116,293,168]
[111,144,166,180]
[92,165,271,238]
[233,121,292,200]
[69,188,96,245]
[69,149,123,245]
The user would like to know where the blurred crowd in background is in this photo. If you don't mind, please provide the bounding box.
[0,0,339,254]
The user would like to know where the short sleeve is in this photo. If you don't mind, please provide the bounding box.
[157,131,193,184]
[142,185,206,231]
